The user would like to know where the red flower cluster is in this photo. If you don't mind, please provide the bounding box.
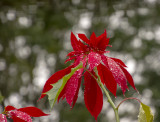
[40,30,136,120]
[0,105,48,122]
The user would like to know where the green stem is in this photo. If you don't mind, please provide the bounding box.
[83,67,120,122]
[116,97,141,110]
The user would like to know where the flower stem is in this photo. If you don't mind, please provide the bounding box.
[83,67,120,122]
[116,97,141,110]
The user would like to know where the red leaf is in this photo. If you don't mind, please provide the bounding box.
[120,65,136,90]
[66,68,83,106]
[65,56,76,63]
[97,64,117,96]
[84,71,103,120]
[101,55,109,68]
[97,30,110,51]
[111,58,127,67]
[5,105,16,111]
[39,65,73,100]
[0,114,7,122]
[88,52,101,70]
[18,107,49,117]
[72,78,81,108]
[107,57,127,94]
[71,32,79,51]
[78,33,90,45]
[8,110,32,122]
[90,32,96,47]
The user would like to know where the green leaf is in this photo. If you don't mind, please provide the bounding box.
[138,102,154,122]
[46,62,83,108]
[0,92,4,103]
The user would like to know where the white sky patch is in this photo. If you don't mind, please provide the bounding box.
[138,29,154,41]
[126,59,136,74]
[7,10,16,21]
[72,0,80,5]
[138,8,149,16]
[33,51,50,88]
[18,17,32,27]
[79,13,92,29]
[0,59,6,71]
[131,37,142,48]
[155,27,160,44]
[14,36,31,59]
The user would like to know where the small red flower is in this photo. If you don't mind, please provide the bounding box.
[40,30,137,120]
[0,105,49,122]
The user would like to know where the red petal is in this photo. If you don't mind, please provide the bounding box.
[72,78,81,108]
[107,57,127,94]
[90,32,96,47]
[88,52,101,70]
[0,114,7,122]
[97,64,117,96]
[78,33,90,45]
[65,56,76,63]
[8,110,32,122]
[97,30,110,51]
[5,105,16,111]
[58,84,67,102]
[101,55,109,68]
[66,68,83,106]
[39,65,73,100]
[71,32,79,51]
[66,51,76,57]
[120,66,136,90]
[84,71,103,120]
[111,58,127,67]
[96,30,106,46]
[18,107,49,117]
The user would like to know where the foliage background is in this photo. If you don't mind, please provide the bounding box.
[0,0,160,121]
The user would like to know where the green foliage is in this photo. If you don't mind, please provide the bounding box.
[138,103,154,122]
[0,92,4,103]
[46,63,83,108]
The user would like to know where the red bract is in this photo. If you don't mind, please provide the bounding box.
[40,30,137,120]
[0,105,49,122]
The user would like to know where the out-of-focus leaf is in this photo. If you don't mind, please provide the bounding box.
[0,92,4,103]
[46,62,83,108]
[138,102,154,122]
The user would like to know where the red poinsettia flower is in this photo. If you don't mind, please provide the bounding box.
[39,30,137,120]
[0,105,49,122]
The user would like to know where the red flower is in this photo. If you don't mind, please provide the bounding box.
[0,105,49,122]
[40,30,136,120]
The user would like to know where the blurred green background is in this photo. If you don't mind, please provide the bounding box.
[0,0,160,122]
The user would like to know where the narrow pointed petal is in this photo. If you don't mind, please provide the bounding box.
[78,33,90,45]
[8,110,32,122]
[84,71,103,120]
[65,56,76,63]
[58,84,67,102]
[97,64,117,96]
[66,68,83,106]
[101,55,109,68]
[107,57,127,94]
[88,52,101,70]
[120,66,136,90]
[71,32,79,51]
[5,105,16,111]
[18,107,49,117]
[66,56,86,105]
[0,114,7,122]
[72,78,81,108]
[90,32,96,47]
[111,58,127,67]
[96,30,106,46]
[39,65,73,100]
